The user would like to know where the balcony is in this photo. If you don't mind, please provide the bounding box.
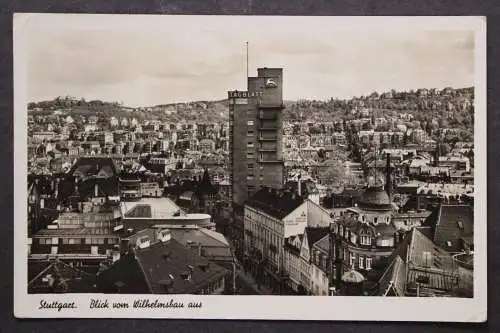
[259,111,278,120]
[258,100,284,109]
[258,159,283,164]
[258,136,277,141]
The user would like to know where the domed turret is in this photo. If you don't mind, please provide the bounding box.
[342,269,366,284]
[358,185,392,211]
[341,269,366,296]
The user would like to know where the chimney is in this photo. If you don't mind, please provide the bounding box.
[334,235,342,292]
[197,243,202,257]
[54,179,59,198]
[298,174,302,196]
[434,145,440,167]
[385,153,392,199]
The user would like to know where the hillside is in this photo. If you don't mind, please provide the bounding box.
[28,87,474,126]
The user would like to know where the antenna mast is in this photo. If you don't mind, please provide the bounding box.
[245,41,249,83]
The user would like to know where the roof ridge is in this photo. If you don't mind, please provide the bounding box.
[28,261,56,286]
[436,204,444,227]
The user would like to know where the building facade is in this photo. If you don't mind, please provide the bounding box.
[229,67,285,207]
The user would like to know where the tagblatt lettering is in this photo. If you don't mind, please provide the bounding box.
[228,90,263,98]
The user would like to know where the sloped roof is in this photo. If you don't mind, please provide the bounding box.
[305,227,330,251]
[423,204,474,252]
[374,228,459,296]
[68,157,117,178]
[98,239,229,294]
[28,260,96,293]
[245,187,305,220]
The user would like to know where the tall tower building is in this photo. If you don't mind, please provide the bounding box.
[229,67,285,209]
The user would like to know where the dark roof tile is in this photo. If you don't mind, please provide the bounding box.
[245,187,305,220]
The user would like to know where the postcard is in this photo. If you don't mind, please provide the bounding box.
[13,14,487,321]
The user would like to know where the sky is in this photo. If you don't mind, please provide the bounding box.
[25,16,476,107]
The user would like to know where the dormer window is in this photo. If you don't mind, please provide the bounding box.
[360,235,372,246]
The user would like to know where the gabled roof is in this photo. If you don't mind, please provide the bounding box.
[305,227,330,251]
[375,228,460,297]
[68,157,117,178]
[245,187,305,220]
[284,234,303,257]
[98,238,228,294]
[28,260,96,293]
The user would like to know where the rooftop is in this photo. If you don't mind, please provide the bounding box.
[358,186,392,211]
[424,204,474,253]
[245,187,306,220]
[98,238,229,294]
[375,228,461,297]
[120,198,184,219]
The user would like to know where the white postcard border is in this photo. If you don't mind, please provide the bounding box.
[13,14,487,322]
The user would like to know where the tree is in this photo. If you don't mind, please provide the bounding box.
[317,158,346,187]
[317,148,326,161]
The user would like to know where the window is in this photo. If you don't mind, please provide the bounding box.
[374,217,378,224]
[360,235,371,246]
[39,238,52,245]
[248,164,254,169]
[359,256,364,269]
[350,233,357,244]
[422,251,432,266]
[248,130,254,136]
[247,152,254,159]
[247,142,254,148]
[366,257,372,270]
[86,237,105,245]
[350,253,356,268]
[247,120,254,126]
[62,238,81,245]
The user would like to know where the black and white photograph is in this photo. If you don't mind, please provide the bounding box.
[14,14,487,321]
